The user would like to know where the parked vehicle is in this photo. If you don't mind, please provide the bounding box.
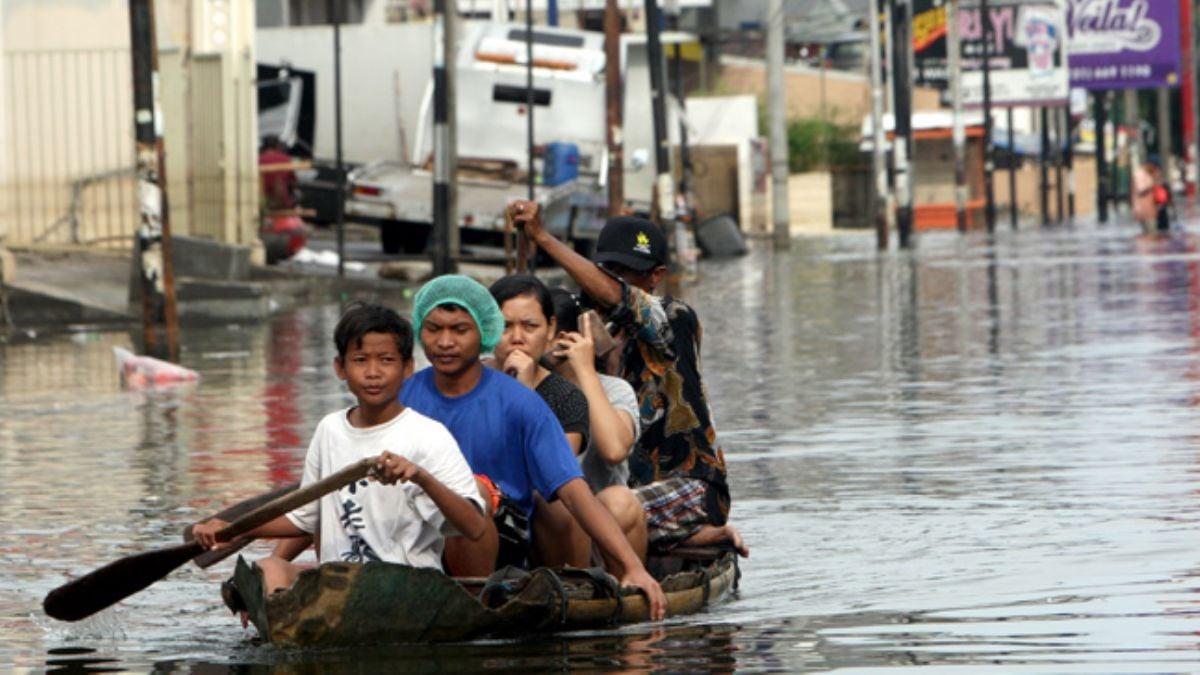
[344,22,615,255]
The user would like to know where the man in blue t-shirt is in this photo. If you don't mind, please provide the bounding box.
[401,275,666,620]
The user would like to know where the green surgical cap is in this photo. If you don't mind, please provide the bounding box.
[412,274,504,353]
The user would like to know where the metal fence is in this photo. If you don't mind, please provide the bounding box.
[3,47,138,248]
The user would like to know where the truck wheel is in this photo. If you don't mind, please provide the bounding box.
[381,227,403,254]
[380,224,430,254]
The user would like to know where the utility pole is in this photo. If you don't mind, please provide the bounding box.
[644,0,677,229]
[1183,0,1197,198]
[432,0,458,275]
[328,0,345,277]
[1095,91,1108,222]
[1039,107,1049,225]
[128,0,179,361]
[980,0,996,232]
[890,0,913,247]
[948,0,966,232]
[868,0,889,249]
[767,0,790,249]
[1125,89,1142,192]
[1065,108,1075,219]
[666,0,692,210]
[521,0,534,272]
[604,0,624,216]
[1007,108,1017,227]
[1054,107,1064,223]
[1157,86,1172,189]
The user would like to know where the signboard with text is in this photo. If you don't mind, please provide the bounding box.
[912,0,1070,107]
[1066,0,1182,90]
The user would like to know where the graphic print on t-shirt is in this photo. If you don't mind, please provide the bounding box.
[339,478,380,563]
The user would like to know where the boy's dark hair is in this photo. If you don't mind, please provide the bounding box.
[489,274,554,322]
[333,302,413,360]
[549,287,581,333]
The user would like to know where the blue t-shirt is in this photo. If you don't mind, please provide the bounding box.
[400,367,583,519]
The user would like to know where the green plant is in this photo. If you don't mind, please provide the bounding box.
[785,117,861,172]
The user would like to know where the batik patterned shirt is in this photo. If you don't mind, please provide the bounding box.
[608,279,730,521]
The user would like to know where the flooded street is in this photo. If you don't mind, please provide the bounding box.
[7,221,1200,671]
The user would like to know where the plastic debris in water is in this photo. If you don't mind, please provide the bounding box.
[113,346,199,389]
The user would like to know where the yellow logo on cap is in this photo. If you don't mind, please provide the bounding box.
[634,232,652,254]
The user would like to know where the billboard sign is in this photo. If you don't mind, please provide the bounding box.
[1066,0,1182,90]
[911,0,1070,107]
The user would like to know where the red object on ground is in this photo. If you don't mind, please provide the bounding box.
[266,214,307,258]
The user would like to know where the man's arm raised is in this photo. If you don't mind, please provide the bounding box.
[555,477,667,621]
[508,200,622,308]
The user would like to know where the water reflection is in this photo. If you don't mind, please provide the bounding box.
[7,222,1200,669]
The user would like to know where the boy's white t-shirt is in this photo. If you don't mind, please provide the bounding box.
[286,406,483,570]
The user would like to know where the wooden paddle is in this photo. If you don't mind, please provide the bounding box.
[42,457,377,622]
[183,481,300,569]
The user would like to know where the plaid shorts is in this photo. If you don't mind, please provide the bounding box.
[633,477,716,549]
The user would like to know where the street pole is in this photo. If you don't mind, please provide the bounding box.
[1095,91,1108,223]
[1039,107,1049,225]
[980,0,996,232]
[128,0,180,361]
[1183,0,1197,198]
[521,0,534,272]
[432,0,458,275]
[767,0,790,249]
[868,0,889,249]
[1125,89,1142,197]
[328,0,345,277]
[1157,86,1172,188]
[890,0,913,247]
[666,1,692,209]
[949,0,966,232]
[604,0,624,216]
[1065,108,1076,219]
[644,0,677,229]
[1007,107,1017,227]
[1055,108,1064,223]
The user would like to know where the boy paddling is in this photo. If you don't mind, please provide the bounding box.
[401,275,667,619]
[193,304,487,594]
[508,202,748,558]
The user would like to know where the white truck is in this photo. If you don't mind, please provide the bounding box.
[345,22,613,255]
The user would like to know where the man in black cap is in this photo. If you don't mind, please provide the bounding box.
[506,201,748,558]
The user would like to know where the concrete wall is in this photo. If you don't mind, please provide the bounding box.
[714,57,943,124]
[0,0,258,249]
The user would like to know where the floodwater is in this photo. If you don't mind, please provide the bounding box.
[6,221,1200,671]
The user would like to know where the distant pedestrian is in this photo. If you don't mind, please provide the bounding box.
[1134,162,1172,234]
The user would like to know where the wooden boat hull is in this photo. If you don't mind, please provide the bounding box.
[232,551,739,647]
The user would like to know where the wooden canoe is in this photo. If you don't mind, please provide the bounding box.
[232,549,740,647]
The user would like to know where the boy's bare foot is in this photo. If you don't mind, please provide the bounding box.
[682,524,750,558]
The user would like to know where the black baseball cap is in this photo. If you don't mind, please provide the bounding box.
[593,216,668,272]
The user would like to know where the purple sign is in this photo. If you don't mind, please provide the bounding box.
[1067,0,1182,90]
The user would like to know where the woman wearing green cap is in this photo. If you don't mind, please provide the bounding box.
[400,274,668,620]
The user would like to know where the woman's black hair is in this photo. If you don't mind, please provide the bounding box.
[333,302,414,360]
[549,287,581,333]
[489,274,554,322]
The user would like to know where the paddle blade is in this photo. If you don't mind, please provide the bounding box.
[43,542,203,622]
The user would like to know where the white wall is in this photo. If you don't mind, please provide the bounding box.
[686,95,758,229]
[256,21,433,164]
